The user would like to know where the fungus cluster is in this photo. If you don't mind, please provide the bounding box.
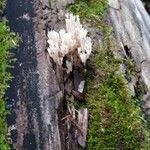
[47,13,92,71]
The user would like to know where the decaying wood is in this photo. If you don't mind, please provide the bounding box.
[77,108,89,148]
[72,90,85,102]
[60,103,89,149]
[108,0,150,119]
[108,0,150,90]
[6,0,86,149]
[6,0,150,149]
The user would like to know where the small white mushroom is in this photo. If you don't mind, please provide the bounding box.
[47,13,92,66]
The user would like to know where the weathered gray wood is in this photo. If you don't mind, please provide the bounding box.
[6,0,80,149]
[77,108,88,148]
[108,0,150,121]
[108,0,150,92]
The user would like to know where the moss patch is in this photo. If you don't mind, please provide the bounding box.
[67,0,150,149]
[0,20,18,150]
[0,0,6,14]
[86,43,150,149]
[66,0,108,19]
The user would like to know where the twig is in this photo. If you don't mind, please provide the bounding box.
[61,114,71,121]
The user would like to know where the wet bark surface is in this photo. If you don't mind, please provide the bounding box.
[5,0,76,149]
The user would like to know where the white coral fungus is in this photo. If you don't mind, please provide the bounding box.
[47,13,92,66]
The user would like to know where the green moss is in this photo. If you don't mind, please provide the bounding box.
[0,20,18,149]
[85,28,150,148]
[86,44,150,149]
[0,0,6,14]
[67,0,150,149]
[66,0,108,19]
[123,58,137,77]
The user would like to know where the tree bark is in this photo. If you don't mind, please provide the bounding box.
[6,0,78,149]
